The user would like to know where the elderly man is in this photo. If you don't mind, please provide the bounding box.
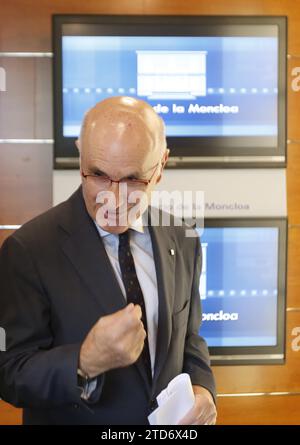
[0,96,216,425]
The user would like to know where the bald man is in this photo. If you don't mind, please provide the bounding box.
[0,97,216,425]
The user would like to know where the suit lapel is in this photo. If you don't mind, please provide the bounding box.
[61,221,126,315]
[148,209,176,393]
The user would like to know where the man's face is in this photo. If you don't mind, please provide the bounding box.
[79,110,164,234]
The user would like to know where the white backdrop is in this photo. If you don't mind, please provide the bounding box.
[53,168,287,217]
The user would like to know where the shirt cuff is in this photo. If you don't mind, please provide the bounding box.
[77,368,98,401]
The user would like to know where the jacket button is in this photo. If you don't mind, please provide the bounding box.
[149,398,157,411]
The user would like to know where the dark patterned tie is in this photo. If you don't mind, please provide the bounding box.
[118,230,152,383]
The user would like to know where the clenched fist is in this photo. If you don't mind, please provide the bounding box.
[79,303,146,378]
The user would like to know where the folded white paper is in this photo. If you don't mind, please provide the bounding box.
[148,373,195,425]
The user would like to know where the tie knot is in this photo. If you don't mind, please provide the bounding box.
[118,230,130,249]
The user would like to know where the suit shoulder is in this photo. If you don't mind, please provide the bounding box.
[8,198,71,247]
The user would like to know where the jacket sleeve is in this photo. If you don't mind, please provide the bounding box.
[0,234,104,409]
[182,234,217,402]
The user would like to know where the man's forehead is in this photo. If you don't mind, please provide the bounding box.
[84,120,155,161]
[89,113,155,137]
[84,144,154,175]
[86,157,150,179]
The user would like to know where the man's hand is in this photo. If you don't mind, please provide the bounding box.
[79,303,146,378]
[178,385,217,425]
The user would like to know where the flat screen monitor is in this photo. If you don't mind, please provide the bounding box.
[52,15,287,168]
[197,218,287,365]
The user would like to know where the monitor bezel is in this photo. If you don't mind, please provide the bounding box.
[200,217,287,366]
[52,14,287,169]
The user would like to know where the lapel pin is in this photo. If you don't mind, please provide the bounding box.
[170,248,175,256]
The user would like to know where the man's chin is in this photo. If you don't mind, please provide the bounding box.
[95,211,127,233]
[99,223,129,235]
[95,207,143,233]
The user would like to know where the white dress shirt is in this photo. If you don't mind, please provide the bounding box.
[95,221,159,376]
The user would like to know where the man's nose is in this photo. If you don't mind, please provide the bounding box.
[110,180,127,209]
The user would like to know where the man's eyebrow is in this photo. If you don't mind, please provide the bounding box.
[88,166,141,180]
[89,167,108,176]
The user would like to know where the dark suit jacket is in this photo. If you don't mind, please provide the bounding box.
[0,186,216,425]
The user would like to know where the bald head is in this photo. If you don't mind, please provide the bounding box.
[77,96,166,163]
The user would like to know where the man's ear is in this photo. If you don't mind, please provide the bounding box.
[75,139,80,152]
[155,148,170,184]
[162,148,170,168]
[75,140,83,176]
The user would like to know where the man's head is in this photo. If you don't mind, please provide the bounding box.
[76,96,169,234]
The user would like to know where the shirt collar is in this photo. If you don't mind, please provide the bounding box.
[95,215,145,238]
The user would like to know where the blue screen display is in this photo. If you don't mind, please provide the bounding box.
[197,227,279,347]
[62,36,278,139]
